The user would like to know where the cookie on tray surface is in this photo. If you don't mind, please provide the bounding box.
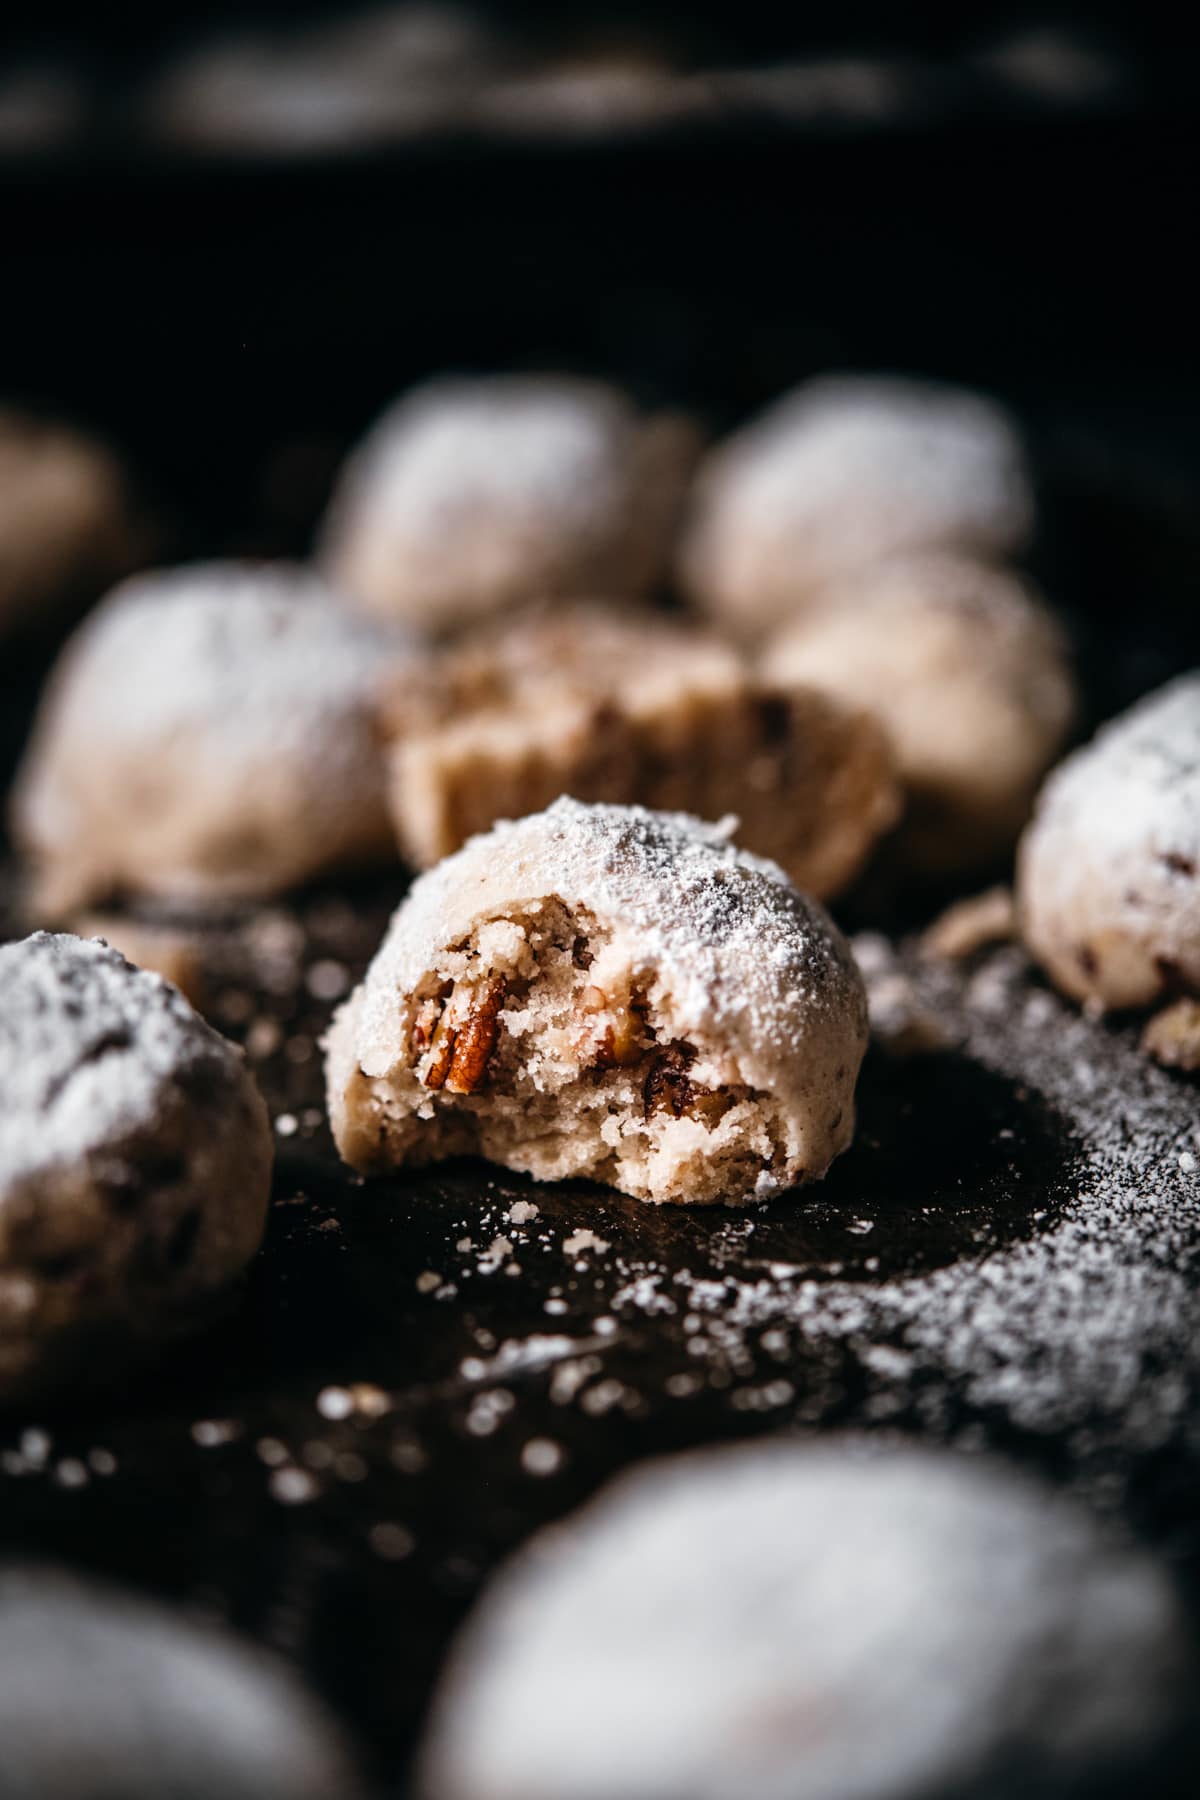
[384,605,899,897]
[678,374,1033,639]
[1018,673,1200,1012]
[763,554,1076,876]
[326,798,867,1206]
[11,561,411,915]
[0,932,271,1403]
[0,407,140,641]
[321,374,698,634]
[419,1439,1195,1800]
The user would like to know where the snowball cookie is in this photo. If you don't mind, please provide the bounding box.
[1018,674,1200,1011]
[327,798,866,1206]
[764,555,1076,875]
[320,374,699,635]
[11,561,411,916]
[419,1440,1195,1800]
[384,605,899,897]
[0,408,138,641]
[678,374,1034,639]
[0,933,271,1404]
[0,1563,365,1799]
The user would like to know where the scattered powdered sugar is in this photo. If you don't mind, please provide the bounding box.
[460,1335,582,1384]
[421,1439,1193,1800]
[606,939,1200,1463]
[0,932,243,1185]
[562,1228,609,1257]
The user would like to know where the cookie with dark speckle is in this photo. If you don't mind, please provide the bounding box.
[0,932,272,1403]
[1018,674,1200,1011]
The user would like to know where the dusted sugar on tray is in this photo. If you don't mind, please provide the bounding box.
[384,604,899,897]
[320,373,699,635]
[0,932,272,1403]
[11,561,412,914]
[326,799,867,1206]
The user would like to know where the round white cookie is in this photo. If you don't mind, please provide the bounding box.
[321,374,698,634]
[0,932,271,1402]
[326,798,867,1206]
[0,408,138,641]
[678,374,1033,638]
[1018,673,1200,1009]
[764,554,1076,875]
[12,561,410,914]
[419,1440,1195,1800]
[0,1563,363,1797]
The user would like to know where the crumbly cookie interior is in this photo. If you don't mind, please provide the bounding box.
[340,899,798,1205]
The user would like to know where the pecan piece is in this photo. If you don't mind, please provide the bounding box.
[589,992,648,1070]
[421,1010,457,1090]
[643,1042,732,1126]
[643,1042,698,1118]
[445,977,507,1094]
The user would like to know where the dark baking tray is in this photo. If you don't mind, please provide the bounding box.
[3,68,1200,1797]
[3,880,1200,1796]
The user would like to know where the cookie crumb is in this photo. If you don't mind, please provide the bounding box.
[921,887,1016,961]
[1142,998,1200,1071]
[521,1437,565,1477]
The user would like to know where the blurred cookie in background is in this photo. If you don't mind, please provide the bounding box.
[0,409,143,645]
[321,375,700,636]
[763,555,1076,878]
[1018,672,1200,1021]
[419,1439,1197,1800]
[11,562,413,917]
[0,932,271,1406]
[143,3,497,156]
[0,63,88,160]
[678,374,1033,640]
[383,603,899,896]
[0,1562,364,1798]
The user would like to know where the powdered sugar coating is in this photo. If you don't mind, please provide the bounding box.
[679,375,1033,637]
[328,799,867,1203]
[362,797,860,1065]
[420,1439,1192,1800]
[0,933,235,1182]
[0,932,272,1399]
[1018,673,1200,1008]
[321,375,697,632]
[0,1564,362,1797]
[12,561,411,911]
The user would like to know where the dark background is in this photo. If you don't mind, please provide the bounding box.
[3,9,1200,1793]
[3,5,1199,727]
